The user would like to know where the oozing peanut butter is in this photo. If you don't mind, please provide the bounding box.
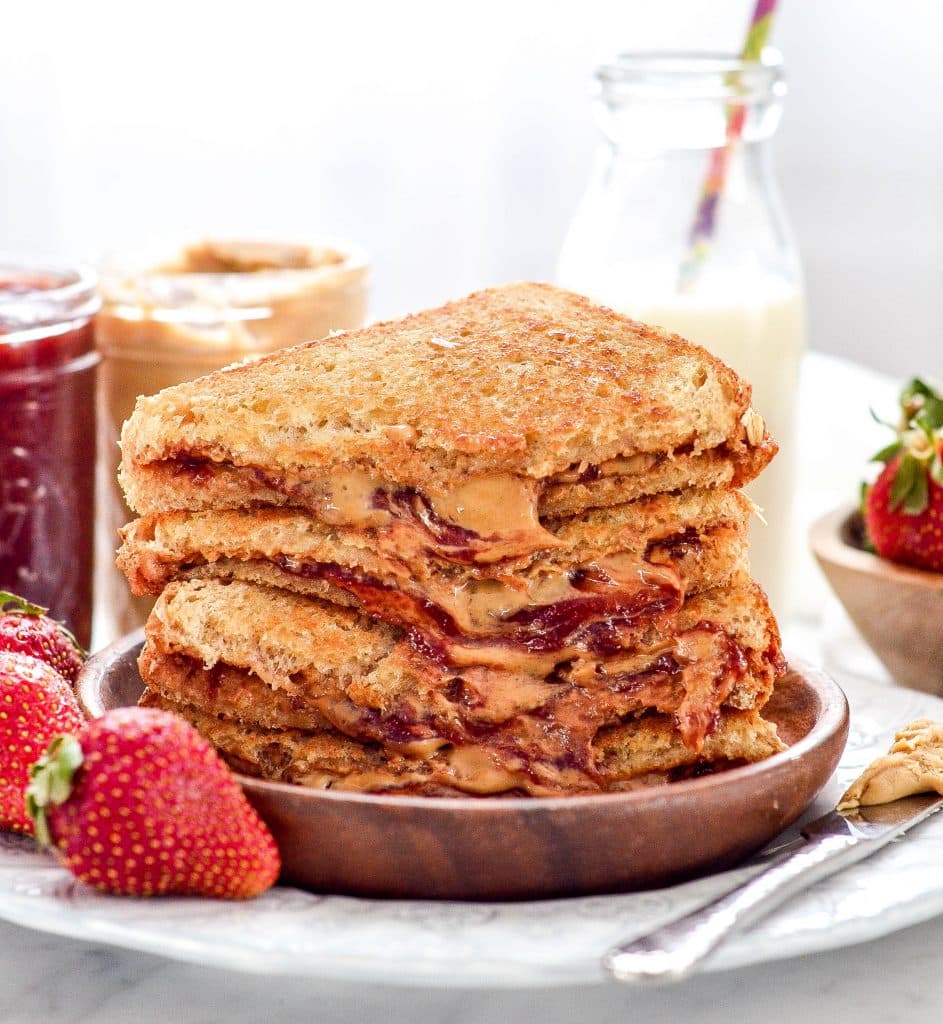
[443,746,537,795]
[427,473,546,539]
[283,470,558,556]
[448,574,575,632]
[318,471,390,527]
[552,452,658,484]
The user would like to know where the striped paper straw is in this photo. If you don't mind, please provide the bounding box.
[677,0,779,291]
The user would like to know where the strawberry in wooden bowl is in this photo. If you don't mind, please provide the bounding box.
[811,379,943,693]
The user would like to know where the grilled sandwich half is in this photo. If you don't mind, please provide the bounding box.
[137,577,784,796]
[119,283,775,568]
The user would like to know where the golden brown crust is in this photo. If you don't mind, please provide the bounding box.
[139,647,334,732]
[593,710,784,782]
[146,577,400,690]
[119,283,770,501]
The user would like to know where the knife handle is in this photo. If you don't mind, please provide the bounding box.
[604,832,859,984]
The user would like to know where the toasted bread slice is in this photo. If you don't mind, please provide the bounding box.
[119,440,774,520]
[145,577,782,695]
[141,576,783,754]
[118,486,753,601]
[119,283,775,516]
[141,691,784,796]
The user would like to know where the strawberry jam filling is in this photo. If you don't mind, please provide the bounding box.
[163,458,555,563]
[148,624,751,795]
[274,556,683,662]
[322,625,748,789]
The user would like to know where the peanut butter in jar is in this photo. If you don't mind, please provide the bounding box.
[95,239,369,642]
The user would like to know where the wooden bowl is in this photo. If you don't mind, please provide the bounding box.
[78,633,848,901]
[811,504,943,694]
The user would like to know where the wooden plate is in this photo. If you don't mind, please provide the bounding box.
[78,633,848,901]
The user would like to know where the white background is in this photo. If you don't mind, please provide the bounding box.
[2,0,941,376]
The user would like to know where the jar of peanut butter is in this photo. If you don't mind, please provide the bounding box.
[95,239,369,643]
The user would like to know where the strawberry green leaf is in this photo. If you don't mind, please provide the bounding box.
[901,378,943,431]
[26,735,84,849]
[870,440,903,464]
[914,409,943,441]
[901,378,934,403]
[904,465,930,514]
[889,453,920,511]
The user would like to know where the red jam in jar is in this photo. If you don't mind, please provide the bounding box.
[0,262,100,647]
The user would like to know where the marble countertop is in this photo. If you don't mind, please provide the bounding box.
[2,911,942,1024]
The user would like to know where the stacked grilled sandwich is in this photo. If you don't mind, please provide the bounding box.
[117,283,786,796]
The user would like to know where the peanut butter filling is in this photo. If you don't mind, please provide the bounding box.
[157,452,703,564]
[144,623,756,797]
[276,555,683,673]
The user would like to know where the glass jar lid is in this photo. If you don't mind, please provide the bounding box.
[0,258,100,342]
[594,49,787,149]
[598,49,785,104]
[99,239,369,324]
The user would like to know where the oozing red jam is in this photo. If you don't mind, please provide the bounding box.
[158,625,757,794]
[647,527,703,561]
[308,632,745,789]
[275,557,682,659]
[173,457,217,485]
[374,487,481,557]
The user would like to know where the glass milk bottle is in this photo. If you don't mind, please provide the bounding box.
[558,51,804,617]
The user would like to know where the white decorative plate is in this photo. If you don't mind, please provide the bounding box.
[1,672,940,989]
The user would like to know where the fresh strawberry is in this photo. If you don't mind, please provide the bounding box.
[27,707,280,899]
[0,591,85,684]
[864,378,943,571]
[0,651,85,835]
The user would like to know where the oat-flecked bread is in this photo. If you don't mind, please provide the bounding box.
[119,282,775,512]
[141,691,784,795]
[142,576,782,722]
[118,282,787,798]
[119,440,774,519]
[118,486,754,597]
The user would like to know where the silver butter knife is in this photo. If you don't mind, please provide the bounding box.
[604,791,943,984]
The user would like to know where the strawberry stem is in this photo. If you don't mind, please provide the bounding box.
[26,735,84,849]
[0,591,85,658]
[0,591,47,617]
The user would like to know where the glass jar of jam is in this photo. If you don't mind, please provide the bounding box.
[0,260,101,648]
[95,239,369,642]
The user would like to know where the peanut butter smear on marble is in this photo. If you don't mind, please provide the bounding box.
[838,719,943,811]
